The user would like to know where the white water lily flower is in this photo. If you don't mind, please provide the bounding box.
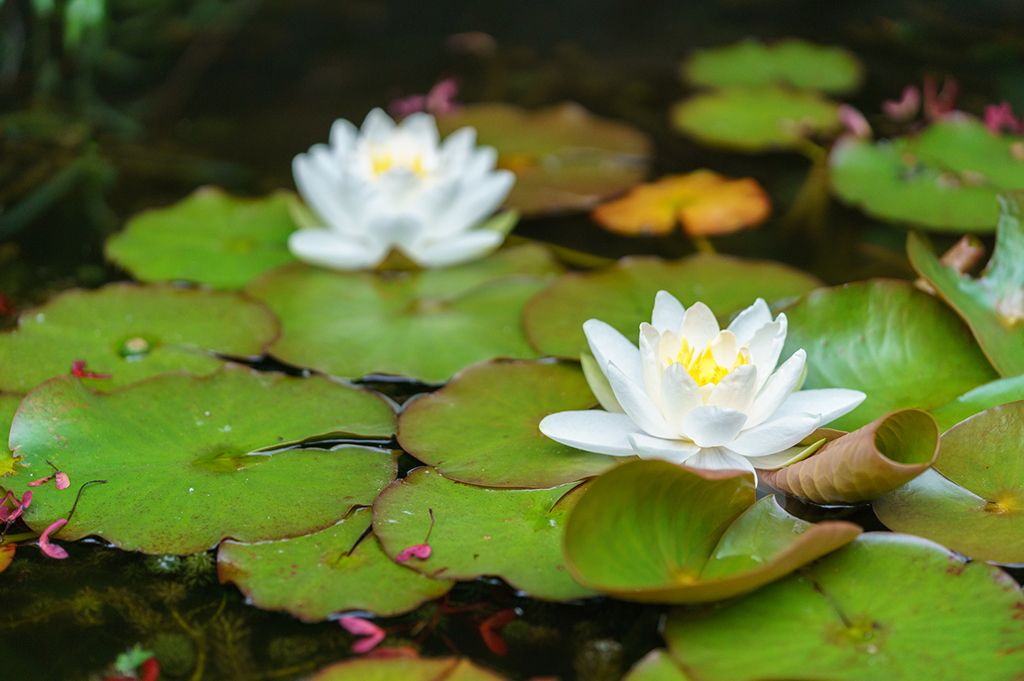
[289,108,516,270]
[539,292,866,475]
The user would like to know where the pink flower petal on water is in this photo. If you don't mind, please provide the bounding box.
[39,518,69,559]
[985,101,1020,134]
[882,85,920,121]
[395,543,432,562]
[4,490,33,523]
[29,475,54,487]
[339,616,385,654]
[55,472,70,491]
[838,104,871,138]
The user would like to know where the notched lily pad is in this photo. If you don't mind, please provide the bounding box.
[664,533,1024,681]
[437,102,652,216]
[908,194,1024,376]
[782,279,998,431]
[930,375,1024,431]
[563,460,861,603]
[397,360,620,488]
[218,507,451,621]
[759,409,939,505]
[874,400,1024,564]
[683,39,863,94]
[7,364,397,554]
[247,245,562,383]
[0,283,280,393]
[308,656,510,681]
[106,188,299,289]
[372,467,596,601]
[671,87,841,152]
[524,254,821,359]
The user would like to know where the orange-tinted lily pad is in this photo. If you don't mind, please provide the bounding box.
[591,171,770,237]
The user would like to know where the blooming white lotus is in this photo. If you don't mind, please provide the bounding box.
[539,292,866,474]
[289,108,516,270]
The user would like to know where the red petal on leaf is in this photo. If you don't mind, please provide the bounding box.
[29,475,55,487]
[395,543,432,562]
[71,360,112,379]
[55,472,70,491]
[39,518,69,559]
[480,609,517,656]
[339,616,385,654]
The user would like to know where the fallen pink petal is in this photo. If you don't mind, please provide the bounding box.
[838,104,871,138]
[923,75,959,119]
[339,616,386,654]
[395,543,432,562]
[71,360,112,379]
[29,475,55,488]
[882,85,920,121]
[55,472,71,491]
[39,518,69,559]
[1,491,33,524]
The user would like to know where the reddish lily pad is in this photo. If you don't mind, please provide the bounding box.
[247,245,561,383]
[908,194,1024,376]
[437,102,652,216]
[372,467,596,601]
[782,280,998,431]
[218,507,451,621]
[0,283,280,393]
[7,365,397,554]
[874,401,1024,564]
[563,460,861,603]
[671,87,841,152]
[106,188,299,289]
[397,360,620,488]
[930,375,1024,431]
[524,254,821,359]
[308,656,510,681]
[664,533,1024,681]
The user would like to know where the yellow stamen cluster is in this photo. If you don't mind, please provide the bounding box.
[370,151,427,178]
[673,339,750,387]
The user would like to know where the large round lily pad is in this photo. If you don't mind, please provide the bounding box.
[664,533,1024,681]
[218,507,452,620]
[247,245,561,383]
[308,656,509,681]
[683,39,863,94]
[0,283,280,392]
[397,360,620,488]
[671,87,841,152]
[781,280,998,431]
[563,460,860,603]
[105,188,299,289]
[874,401,1024,564]
[372,467,595,601]
[437,102,652,216]
[524,254,821,359]
[830,119,1024,232]
[7,365,397,554]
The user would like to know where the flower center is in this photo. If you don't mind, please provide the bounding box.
[368,148,429,179]
[672,338,750,387]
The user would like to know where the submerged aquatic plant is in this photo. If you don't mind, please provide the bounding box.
[288,109,516,270]
[540,292,865,474]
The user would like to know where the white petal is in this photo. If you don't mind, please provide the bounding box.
[433,170,515,237]
[685,447,756,475]
[628,433,700,464]
[769,389,866,426]
[584,320,643,388]
[405,230,504,268]
[366,213,426,249]
[539,411,643,457]
[744,350,806,429]
[726,298,772,345]
[709,330,739,367]
[293,153,361,237]
[287,229,387,270]
[398,112,439,149]
[463,146,499,179]
[747,314,788,392]
[638,324,664,404]
[659,362,703,432]
[360,108,396,141]
[606,362,677,439]
[329,118,359,153]
[680,405,748,448]
[651,291,686,335]
[439,127,477,171]
[726,413,821,458]
[707,364,758,413]
[680,302,720,349]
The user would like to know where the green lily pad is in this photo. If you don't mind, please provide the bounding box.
[563,460,861,603]
[908,196,1024,376]
[308,656,509,681]
[623,650,694,681]
[671,87,841,152]
[830,119,1024,232]
[782,280,998,431]
[664,533,1024,681]
[1,394,20,479]
[397,360,620,488]
[524,254,822,359]
[247,245,561,383]
[683,39,863,94]
[218,507,452,620]
[874,401,1024,564]
[437,103,652,216]
[372,467,595,601]
[105,188,299,289]
[930,375,1024,431]
[6,365,397,554]
[0,283,280,393]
